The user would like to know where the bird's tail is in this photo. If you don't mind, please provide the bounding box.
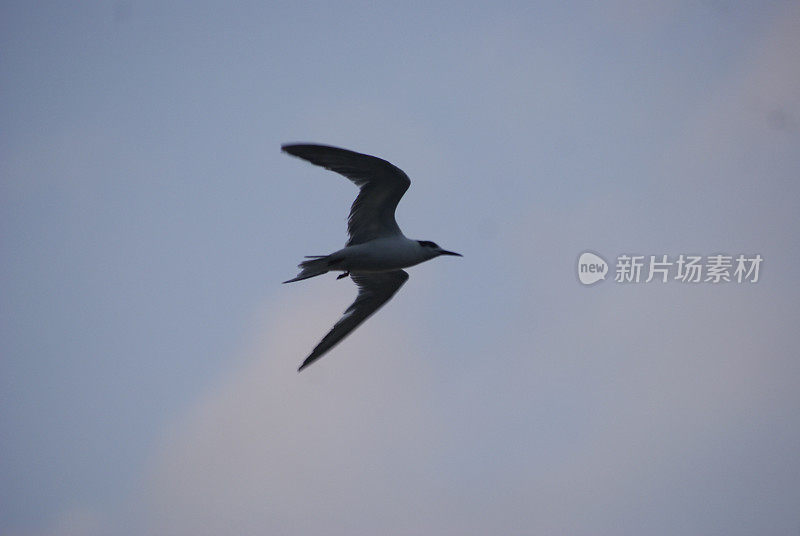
[282,255,331,284]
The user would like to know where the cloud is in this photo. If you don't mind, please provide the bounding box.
[142,286,449,535]
[121,5,800,535]
[139,206,799,536]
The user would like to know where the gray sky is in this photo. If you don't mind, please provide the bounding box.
[2,1,799,535]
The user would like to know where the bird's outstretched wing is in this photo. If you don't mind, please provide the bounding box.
[298,270,409,371]
[282,144,411,245]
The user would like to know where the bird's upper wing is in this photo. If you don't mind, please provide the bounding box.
[298,270,409,371]
[282,144,411,245]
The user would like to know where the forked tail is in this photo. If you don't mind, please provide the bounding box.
[282,255,331,284]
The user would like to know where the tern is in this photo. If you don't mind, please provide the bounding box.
[282,143,461,371]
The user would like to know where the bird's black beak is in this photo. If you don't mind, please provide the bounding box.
[439,250,462,257]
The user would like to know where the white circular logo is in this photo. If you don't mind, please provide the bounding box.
[577,251,608,285]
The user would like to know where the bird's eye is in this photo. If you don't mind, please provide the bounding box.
[418,240,437,248]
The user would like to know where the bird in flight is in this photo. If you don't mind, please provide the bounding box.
[282,143,461,371]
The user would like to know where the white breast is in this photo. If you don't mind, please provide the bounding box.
[338,237,427,272]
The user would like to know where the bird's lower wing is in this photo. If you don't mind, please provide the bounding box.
[298,270,409,371]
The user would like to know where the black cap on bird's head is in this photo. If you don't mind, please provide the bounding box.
[417,240,462,257]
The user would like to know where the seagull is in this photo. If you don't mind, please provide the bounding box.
[282,143,461,371]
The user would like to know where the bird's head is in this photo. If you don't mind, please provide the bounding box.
[417,240,462,259]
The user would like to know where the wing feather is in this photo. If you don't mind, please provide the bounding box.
[298,270,409,371]
[282,144,410,245]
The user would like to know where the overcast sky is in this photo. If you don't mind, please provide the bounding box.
[2,1,799,535]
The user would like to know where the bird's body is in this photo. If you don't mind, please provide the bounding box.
[282,143,461,371]
[321,236,443,273]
